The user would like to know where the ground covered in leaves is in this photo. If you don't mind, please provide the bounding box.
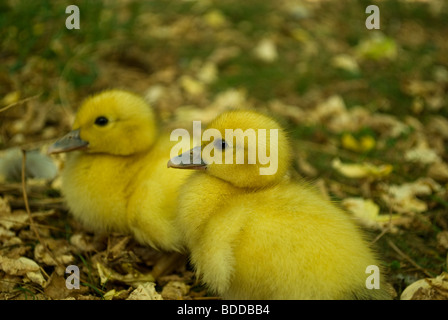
[1,0,448,300]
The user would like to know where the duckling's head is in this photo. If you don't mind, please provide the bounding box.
[48,90,157,155]
[168,110,291,188]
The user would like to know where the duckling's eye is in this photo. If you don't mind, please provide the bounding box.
[214,139,228,151]
[94,116,109,126]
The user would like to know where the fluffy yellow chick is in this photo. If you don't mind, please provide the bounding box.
[48,90,191,251]
[168,110,391,299]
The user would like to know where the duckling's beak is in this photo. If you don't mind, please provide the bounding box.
[167,146,206,170]
[47,129,89,154]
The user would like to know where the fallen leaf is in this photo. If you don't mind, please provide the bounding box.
[437,231,448,250]
[426,116,448,140]
[332,158,393,179]
[0,274,21,293]
[106,235,131,260]
[0,197,11,215]
[34,240,74,266]
[331,54,360,73]
[381,178,442,213]
[0,210,29,231]
[253,38,278,63]
[341,133,376,153]
[103,288,130,300]
[0,256,46,286]
[0,226,15,238]
[355,32,397,61]
[428,161,448,182]
[127,282,163,300]
[197,61,218,84]
[405,144,441,164]
[203,9,227,28]
[0,255,39,275]
[179,75,205,96]
[268,100,305,125]
[1,91,21,106]
[96,261,154,286]
[161,281,190,300]
[70,233,101,253]
[310,95,347,124]
[400,272,448,300]
[44,273,89,299]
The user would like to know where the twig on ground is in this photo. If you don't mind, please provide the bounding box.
[386,239,434,278]
[0,93,42,113]
[21,149,64,272]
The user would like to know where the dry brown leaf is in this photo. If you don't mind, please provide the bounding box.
[0,255,39,275]
[0,197,11,215]
[197,61,218,84]
[126,282,163,300]
[428,161,448,182]
[161,281,190,300]
[253,38,278,62]
[437,231,448,250]
[103,288,131,300]
[0,226,15,238]
[369,113,409,138]
[269,100,305,125]
[70,233,100,253]
[310,95,347,124]
[179,75,205,96]
[400,272,448,300]
[44,273,89,299]
[405,142,441,164]
[96,261,154,286]
[106,235,131,260]
[342,198,382,229]
[0,210,29,231]
[208,46,241,65]
[331,54,360,73]
[426,116,448,140]
[0,256,46,286]
[381,178,442,213]
[2,236,22,247]
[34,240,74,266]
[0,274,21,293]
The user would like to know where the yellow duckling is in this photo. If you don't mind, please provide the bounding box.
[168,110,391,299]
[48,90,191,251]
